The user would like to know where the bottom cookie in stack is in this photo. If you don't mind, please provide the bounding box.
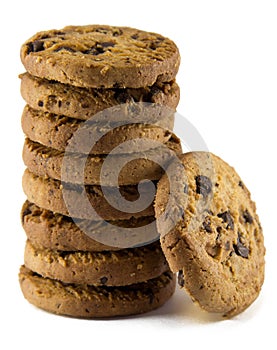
[19,266,175,318]
[19,202,176,318]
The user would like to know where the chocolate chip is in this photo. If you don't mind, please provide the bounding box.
[203,218,213,233]
[238,180,244,189]
[27,40,45,53]
[217,211,234,230]
[54,46,76,53]
[233,233,249,258]
[243,210,253,224]
[195,175,212,197]
[95,28,109,34]
[131,34,138,40]
[38,100,44,107]
[178,270,185,287]
[100,277,108,285]
[113,29,123,36]
[101,41,115,48]
[84,45,104,55]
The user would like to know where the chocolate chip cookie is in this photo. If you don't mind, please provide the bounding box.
[20,73,180,120]
[19,266,176,318]
[22,169,155,220]
[23,137,181,185]
[21,201,157,251]
[20,25,180,88]
[21,105,175,154]
[155,152,265,317]
[24,240,168,286]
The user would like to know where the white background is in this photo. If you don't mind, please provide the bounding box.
[1,0,276,349]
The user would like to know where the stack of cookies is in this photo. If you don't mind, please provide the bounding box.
[18,25,181,318]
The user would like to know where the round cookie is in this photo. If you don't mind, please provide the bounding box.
[19,266,176,318]
[20,25,180,89]
[22,169,155,221]
[24,240,168,286]
[21,201,157,251]
[20,72,180,120]
[21,105,175,155]
[22,137,181,185]
[155,152,265,317]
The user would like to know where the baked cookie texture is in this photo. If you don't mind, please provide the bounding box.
[22,169,155,220]
[21,201,157,251]
[24,240,168,286]
[20,73,180,120]
[155,152,265,317]
[19,25,180,318]
[22,137,181,185]
[21,105,175,154]
[19,266,176,318]
[20,25,180,88]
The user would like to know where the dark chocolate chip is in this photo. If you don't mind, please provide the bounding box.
[100,277,108,285]
[195,175,212,197]
[101,41,115,48]
[238,180,244,188]
[178,270,185,287]
[243,210,254,224]
[217,211,234,230]
[113,29,123,36]
[95,28,109,34]
[38,100,44,107]
[84,46,104,55]
[27,40,45,53]
[203,218,213,233]
[233,233,249,258]
[54,46,76,53]
[131,34,139,40]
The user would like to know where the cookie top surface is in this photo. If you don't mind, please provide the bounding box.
[155,152,265,317]
[20,25,180,88]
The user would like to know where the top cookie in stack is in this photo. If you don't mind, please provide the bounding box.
[20,25,180,89]
[19,25,181,318]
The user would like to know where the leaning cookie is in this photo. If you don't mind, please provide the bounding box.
[20,25,180,89]
[19,266,176,318]
[20,72,180,120]
[155,152,265,317]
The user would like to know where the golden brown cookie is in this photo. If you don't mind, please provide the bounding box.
[21,105,175,154]
[20,72,180,120]
[22,137,181,185]
[19,266,176,318]
[20,25,180,88]
[21,201,157,251]
[22,169,155,220]
[155,152,265,317]
[24,240,168,286]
